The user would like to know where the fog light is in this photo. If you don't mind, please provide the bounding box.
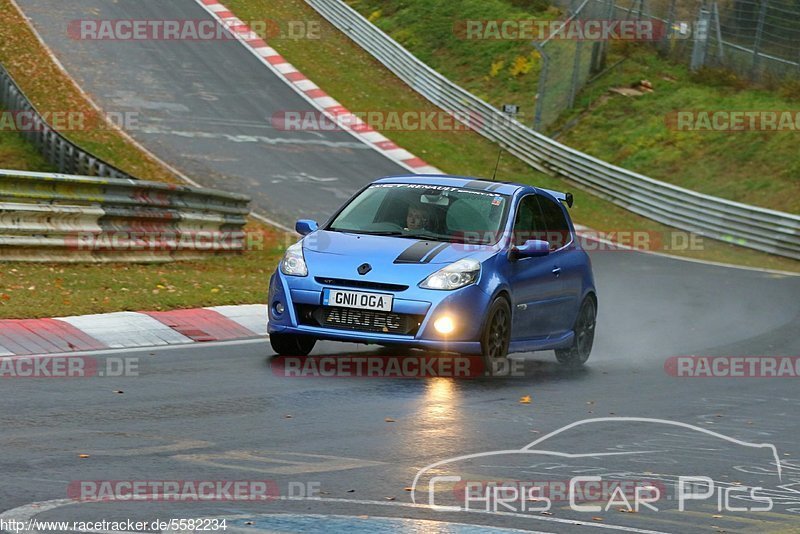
[434,315,455,335]
[273,301,285,315]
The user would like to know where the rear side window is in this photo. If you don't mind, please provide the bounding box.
[512,195,540,246]
[535,196,571,250]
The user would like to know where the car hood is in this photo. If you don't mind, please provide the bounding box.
[302,230,499,280]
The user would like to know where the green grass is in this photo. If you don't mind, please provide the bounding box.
[224,0,799,273]
[554,46,800,214]
[347,0,555,108]
[0,226,287,319]
[344,1,799,215]
[0,127,55,171]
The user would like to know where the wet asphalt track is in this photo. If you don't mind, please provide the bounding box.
[5,0,800,532]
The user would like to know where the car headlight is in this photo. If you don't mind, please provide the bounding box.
[419,258,481,290]
[280,241,308,276]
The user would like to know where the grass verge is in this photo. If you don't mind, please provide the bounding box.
[0,224,286,319]
[0,127,55,171]
[344,0,799,215]
[224,0,799,273]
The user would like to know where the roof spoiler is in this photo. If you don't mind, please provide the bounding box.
[540,188,574,208]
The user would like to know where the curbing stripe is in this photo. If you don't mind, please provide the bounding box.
[145,308,258,342]
[0,305,268,356]
[193,0,442,175]
[56,312,194,349]
[205,304,268,336]
[0,319,105,355]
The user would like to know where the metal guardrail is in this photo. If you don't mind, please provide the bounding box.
[0,170,251,262]
[306,0,800,260]
[0,63,134,179]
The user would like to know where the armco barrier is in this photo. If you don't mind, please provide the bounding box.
[0,170,251,262]
[0,63,133,179]
[307,0,800,260]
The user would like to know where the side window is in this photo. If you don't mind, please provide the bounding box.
[535,196,571,250]
[512,196,540,246]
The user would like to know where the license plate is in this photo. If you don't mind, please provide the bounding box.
[322,288,393,312]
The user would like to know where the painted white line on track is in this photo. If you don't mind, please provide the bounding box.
[574,225,800,277]
[192,0,441,177]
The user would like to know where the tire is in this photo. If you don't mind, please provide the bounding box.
[555,297,596,367]
[480,297,512,375]
[270,333,316,356]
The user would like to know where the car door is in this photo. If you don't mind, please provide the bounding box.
[508,195,564,340]
[535,195,582,335]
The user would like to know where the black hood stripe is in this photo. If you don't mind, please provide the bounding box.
[421,243,449,264]
[394,241,437,264]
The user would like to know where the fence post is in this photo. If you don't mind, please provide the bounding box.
[533,42,549,132]
[711,1,725,63]
[690,3,711,71]
[751,0,768,78]
[569,40,584,108]
[661,0,678,55]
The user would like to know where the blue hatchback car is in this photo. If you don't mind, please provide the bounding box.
[268,175,597,367]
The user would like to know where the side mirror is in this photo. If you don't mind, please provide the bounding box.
[295,219,318,236]
[509,239,550,261]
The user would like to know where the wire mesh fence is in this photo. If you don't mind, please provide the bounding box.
[533,0,616,130]
[535,0,800,130]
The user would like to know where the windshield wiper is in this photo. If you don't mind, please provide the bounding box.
[401,232,450,242]
[329,229,405,236]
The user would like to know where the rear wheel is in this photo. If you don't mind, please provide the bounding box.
[555,297,596,367]
[270,333,316,356]
[480,297,511,375]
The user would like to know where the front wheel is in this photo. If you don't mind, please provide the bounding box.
[555,297,596,367]
[270,332,316,356]
[480,297,511,375]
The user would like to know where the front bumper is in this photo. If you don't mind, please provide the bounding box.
[267,271,491,354]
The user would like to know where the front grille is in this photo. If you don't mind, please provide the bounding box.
[296,305,423,336]
[315,277,408,292]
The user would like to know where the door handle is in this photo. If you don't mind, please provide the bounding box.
[552,267,562,276]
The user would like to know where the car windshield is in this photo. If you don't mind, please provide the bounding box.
[328,183,509,245]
